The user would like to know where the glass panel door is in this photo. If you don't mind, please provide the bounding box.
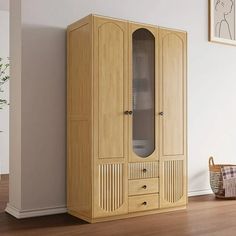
[132,28,155,158]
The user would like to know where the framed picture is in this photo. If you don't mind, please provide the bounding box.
[209,0,236,45]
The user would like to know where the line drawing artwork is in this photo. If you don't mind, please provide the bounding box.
[215,0,235,40]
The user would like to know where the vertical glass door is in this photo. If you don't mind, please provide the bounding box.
[132,28,155,158]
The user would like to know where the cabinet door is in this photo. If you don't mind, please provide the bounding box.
[93,17,129,160]
[93,16,128,218]
[129,23,158,163]
[93,162,128,218]
[159,29,187,208]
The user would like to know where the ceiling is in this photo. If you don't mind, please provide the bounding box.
[0,0,9,11]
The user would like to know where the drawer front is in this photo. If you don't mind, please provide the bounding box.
[129,178,158,196]
[128,162,159,179]
[128,194,159,213]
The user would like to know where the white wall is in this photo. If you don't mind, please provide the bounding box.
[8,0,236,215]
[0,0,9,11]
[8,0,22,211]
[0,10,9,175]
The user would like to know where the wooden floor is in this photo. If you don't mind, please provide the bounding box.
[1,177,236,236]
[0,175,8,212]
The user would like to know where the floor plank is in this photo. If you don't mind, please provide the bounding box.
[1,177,236,236]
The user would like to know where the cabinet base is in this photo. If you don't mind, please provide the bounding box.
[68,206,187,223]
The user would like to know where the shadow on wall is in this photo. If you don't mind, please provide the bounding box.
[20,25,67,209]
[189,169,210,192]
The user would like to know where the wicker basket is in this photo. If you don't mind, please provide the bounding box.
[209,156,236,199]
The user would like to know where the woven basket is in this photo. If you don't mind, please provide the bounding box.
[209,156,236,199]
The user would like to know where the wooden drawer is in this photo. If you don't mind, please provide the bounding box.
[128,162,159,179]
[128,194,159,213]
[129,178,158,196]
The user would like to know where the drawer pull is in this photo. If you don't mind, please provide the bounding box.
[142,201,147,206]
[142,168,147,173]
[142,185,147,189]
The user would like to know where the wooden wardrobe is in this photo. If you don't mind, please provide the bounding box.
[67,14,187,223]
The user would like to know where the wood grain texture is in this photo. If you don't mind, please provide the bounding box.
[128,162,159,179]
[160,31,185,156]
[92,16,129,219]
[99,163,124,212]
[158,28,187,209]
[162,160,185,206]
[128,194,159,213]
[67,15,187,222]
[67,15,93,218]
[4,180,235,236]
[0,175,8,213]
[128,178,158,196]
[93,16,129,159]
[93,161,128,218]
[70,205,186,223]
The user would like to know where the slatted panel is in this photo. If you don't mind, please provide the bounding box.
[128,162,159,179]
[163,160,184,203]
[99,163,124,212]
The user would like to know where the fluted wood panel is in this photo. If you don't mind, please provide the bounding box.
[99,163,124,212]
[128,162,159,179]
[163,160,184,203]
[159,28,187,210]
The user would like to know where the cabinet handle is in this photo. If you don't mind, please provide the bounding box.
[128,111,133,115]
[159,112,164,116]
[142,168,147,173]
[124,111,129,115]
[142,201,147,205]
[142,185,147,189]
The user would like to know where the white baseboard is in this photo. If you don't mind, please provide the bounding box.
[188,189,212,197]
[5,203,67,219]
[5,189,212,219]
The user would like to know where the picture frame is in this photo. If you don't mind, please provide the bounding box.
[209,0,236,46]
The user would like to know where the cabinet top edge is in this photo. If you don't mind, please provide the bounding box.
[67,14,93,31]
[158,26,187,34]
[92,14,157,28]
[67,14,187,34]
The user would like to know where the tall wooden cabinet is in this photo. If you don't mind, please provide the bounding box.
[67,14,187,223]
